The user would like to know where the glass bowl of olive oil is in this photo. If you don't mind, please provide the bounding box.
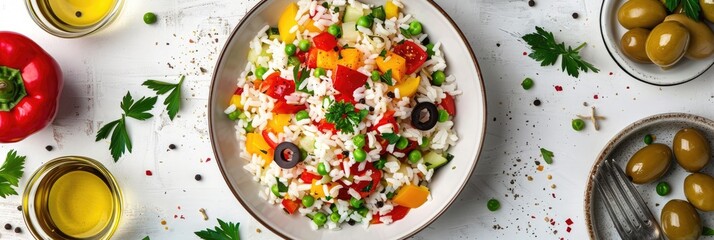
[25,0,124,38]
[22,156,122,240]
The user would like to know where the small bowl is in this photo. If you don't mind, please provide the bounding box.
[25,0,124,38]
[600,0,714,86]
[23,156,123,240]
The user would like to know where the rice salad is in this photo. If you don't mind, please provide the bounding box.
[224,0,461,230]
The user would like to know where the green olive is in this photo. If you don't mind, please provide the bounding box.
[665,14,714,59]
[618,0,667,29]
[620,28,652,63]
[684,173,714,212]
[661,199,702,240]
[646,22,690,68]
[626,143,672,184]
[701,0,714,23]
[673,128,711,172]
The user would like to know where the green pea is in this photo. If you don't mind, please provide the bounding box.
[317,162,328,176]
[313,212,327,227]
[285,44,297,56]
[357,207,369,217]
[420,137,430,149]
[408,150,422,163]
[426,43,435,57]
[487,198,500,211]
[271,184,281,197]
[431,70,446,86]
[350,197,364,208]
[354,149,367,162]
[302,195,315,207]
[288,56,301,67]
[438,109,449,123]
[330,212,341,223]
[299,40,311,52]
[521,78,534,90]
[375,158,387,170]
[396,137,409,150]
[408,21,423,35]
[255,67,268,80]
[353,134,366,148]
[143,12,157,24]
[644,134,653,145]
[357,16,374,28]
[314,68,327,78]
[300,149,308,161]
[244,122,254,132]
[227,111,241,121]
[328,24,342,37]
[656,182,670,196]
[296,110,310,121]
[371,70,381,81]
[572,119,585,131]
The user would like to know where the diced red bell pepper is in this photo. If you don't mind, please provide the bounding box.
[300,172,322,183]
[281,199,301,215]
[297,50,308,64]
[316,119,336,134]
[261,72,295,100]
[371,205,410,224]
[307,48,319,69]
[333,65,368,96]
[261,129,278,149]
[440,93,456,116]
[337,163,382,200]
[370,110,399,133]
[392,41,428,75]
[313,32,338,51]
[273,100,307,114]
[234,87,244,95]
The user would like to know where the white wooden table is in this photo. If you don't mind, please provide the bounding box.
[2,0,713,239]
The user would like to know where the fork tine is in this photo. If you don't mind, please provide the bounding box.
[608,160,658,224]
[604,160,645,228]
[595,177,631,238]
[598,165,636,233]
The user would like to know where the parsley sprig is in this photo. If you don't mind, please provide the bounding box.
[194,219,241,240]
[143,75,184,120]
[96,92,157,162]
[0,150,25,198]
[666,0,701,20]
[522,26,599,78]
[325,101,367,134]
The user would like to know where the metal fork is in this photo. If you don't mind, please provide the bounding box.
[595,159,663,240]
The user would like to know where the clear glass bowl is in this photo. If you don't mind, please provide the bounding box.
[22,156,123,240]
[25,0,124,38]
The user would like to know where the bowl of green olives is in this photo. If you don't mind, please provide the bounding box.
[585,113,714,239]
[601,0,714,85]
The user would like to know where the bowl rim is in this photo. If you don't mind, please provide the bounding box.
[598,0,714,87]
[582,112,714,239]
[208,0,488,238]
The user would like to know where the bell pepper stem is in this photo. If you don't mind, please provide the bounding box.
[0,66,27,111]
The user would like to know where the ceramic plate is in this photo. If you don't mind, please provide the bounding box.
[208,0,487,239]
[584,113,714,238]
[600,0,714,86]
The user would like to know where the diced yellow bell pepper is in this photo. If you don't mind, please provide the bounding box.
[385,1,399,20]
[336,48,364,70]
[376,52,407,82]
[310,179,333,199]
[300,19,322,33]
[392,185,430,208]
[278,3,299,43]
[230,94,244,109]
[268,114,292,134]
[388,76,420,98]
[246,133,273,167]
[317,50,338,70]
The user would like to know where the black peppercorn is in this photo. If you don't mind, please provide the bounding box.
[359,99,366,104]
[75,11,82,17]
[369,106,375,112]
[4,224,11,230]
[347,219,356,225]
[386,92,395,98]
[528,0,535,7]
[376,201,384,208]
[169,144,177,150]
[17,205,21,211]
[194,174,202,181]
[45,145,53,151]
[14,227,20,233]
[572,13,579,19]
[533,99,541,106]
[342,150,349,157]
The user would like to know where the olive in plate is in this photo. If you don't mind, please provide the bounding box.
[626,143,672,184]
[617,0,668,29]
[673,128,711,172]
[620,28,652,63]
[665,14,714,59]
[661,199,702,240]
[646,22,690,68]
[684,173,714,212]
[701,0,714,23]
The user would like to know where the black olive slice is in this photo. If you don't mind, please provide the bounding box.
[411,102,439,131]
[274,142,301,169]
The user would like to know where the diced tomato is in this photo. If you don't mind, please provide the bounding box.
[261,72,295,100]
[297,50,308,64]
[281,199,301,215]
[273,101,307,114]
[371,206,410,224]
[307,48,319,68]
[313,32,338,51]
[337,163,381,200]
[334,93,357,104]
[317,119,336,134]
[333,65,368,96]
[370,110,399,133]
[261,129,278,149]
[300,172,322,183]
[440,93,456,116]
[393,41,428,75]
[234,87,244,95]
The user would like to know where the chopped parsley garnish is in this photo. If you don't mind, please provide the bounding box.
[194,219,241,240]
[540,148,554,164]
[361,183,372,192]
[96,92,157,161]
[325,101,365,134]
[0,150,25,198]
[293,66,313,95]
[276,177,288,192]
[379,49,387,57]
[380,69,393,86]
[381,133,400,144]
[522,26,599,78]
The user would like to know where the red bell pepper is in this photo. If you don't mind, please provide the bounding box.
[0,32,62,143]
[281,199,302,215]
[313,32,338,51]
[370,205,410,224]
[333,65,368,98]
[273,100,307,114]
[306,48,318,69]
[299,172,322,183]
[260,72,295,100]
[393,41,428,75]
[370,110,399,133]
[440,93,456,116]
[261,129,278,149]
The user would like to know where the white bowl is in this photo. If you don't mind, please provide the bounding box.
[600,0,714,86]
[208,0,487,239]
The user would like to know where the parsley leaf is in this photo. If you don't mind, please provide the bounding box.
[194,219,241,240]
[122,93,158,120]
[293,66,313,95]
[522,26,599,78]
[400,28,412,38]
[682,0,701,20]
[143,75,184,120]
[665,0,680,11]
[142,237,151,240]
[96,92,156,162]
[381,133,400,144]
[703,226,714,236]
[276,177,288,192]
[379,49,387,57]
[540,148,554,164]
[325,101,365,134]
[0,150,25,198]
[381,69,393,86]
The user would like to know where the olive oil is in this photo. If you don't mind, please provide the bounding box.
[26,0,123,37]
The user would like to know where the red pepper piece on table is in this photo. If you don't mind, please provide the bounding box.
[0,32,62,143]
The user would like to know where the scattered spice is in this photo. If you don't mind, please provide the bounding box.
[75,11,82,17]
[496,43,501,47]
[566,218,573,225]
[572,12,579,19]
[537,165,544,171]
[4,223,11,230]
[554,85,563,92]
[160,220,167,225]
[533,99,541,106]
[14,227,21,233]
[256,228,262,233]
[528,0,536,7]
[547,174,552,180]
[593,94,599,99]
[386,92,395,98]
[45,145,53,151]
[527,176,534,181]
[195,174,202,181]
[169,144,177,150]
[199,208,209,221]
[551,184,557,189]
[577,107,606,131]
[146,170,153,176]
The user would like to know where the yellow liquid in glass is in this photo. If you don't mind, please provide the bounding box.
[48,170,113,238]
[47,0,117,27]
